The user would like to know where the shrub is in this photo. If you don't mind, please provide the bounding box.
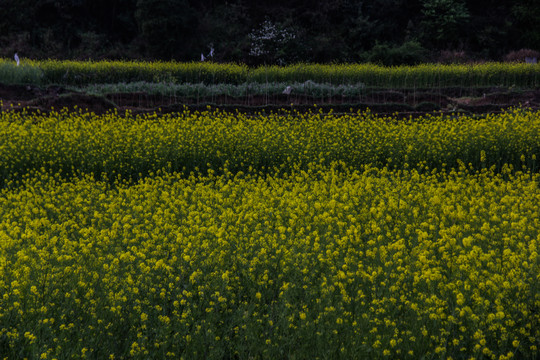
[503,48,540,63]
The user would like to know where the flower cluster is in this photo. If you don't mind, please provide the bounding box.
[248,20,297,64]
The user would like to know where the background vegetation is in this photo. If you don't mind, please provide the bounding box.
[0,0,539,64]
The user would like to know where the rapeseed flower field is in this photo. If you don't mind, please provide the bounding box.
[0,108,539,359]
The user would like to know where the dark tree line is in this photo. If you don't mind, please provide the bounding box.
[0,0,539,64]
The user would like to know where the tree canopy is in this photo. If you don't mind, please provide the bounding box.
[0,0,538,64]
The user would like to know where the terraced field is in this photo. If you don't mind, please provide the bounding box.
[1,60,540,115]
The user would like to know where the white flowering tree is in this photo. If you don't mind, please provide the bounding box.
[248,19,297,65]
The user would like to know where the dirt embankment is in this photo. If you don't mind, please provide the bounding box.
[1,83,540,115]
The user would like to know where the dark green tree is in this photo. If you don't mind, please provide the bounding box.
[463,0,512,58]
[197,1,252,63]
[135,0,199,59]
[420,0,470,48]
[0,0,536,62]
[511,0,540,50]
[83,0,138,43]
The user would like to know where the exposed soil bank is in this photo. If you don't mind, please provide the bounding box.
[1,83,539,116]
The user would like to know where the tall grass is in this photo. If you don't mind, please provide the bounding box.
[248,62,540,87]
[0,59,247,86]
[0,61,44,85]
[39,60,247,85]
[1,59,539,88]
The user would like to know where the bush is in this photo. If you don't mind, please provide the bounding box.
[361,41,428,66]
